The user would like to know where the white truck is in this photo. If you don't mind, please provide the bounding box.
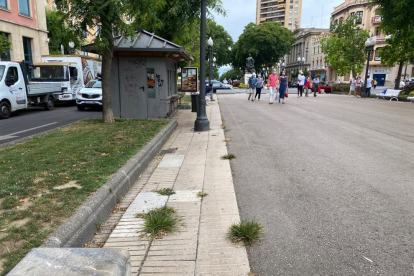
[0,61,63,119]
[30,55,102,102]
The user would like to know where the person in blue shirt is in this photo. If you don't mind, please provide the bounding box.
[206,83,214,100]
[255,76,263,100]
[247,73,257,101]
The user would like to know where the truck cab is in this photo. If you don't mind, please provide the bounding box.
[0,62,28,118]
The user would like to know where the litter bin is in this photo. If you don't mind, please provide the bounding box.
[191,94,199,113]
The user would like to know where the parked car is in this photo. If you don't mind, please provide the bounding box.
[205,80,233,92]
[288,81,298,88]
[318,82,332,93]
[76,79,102,110]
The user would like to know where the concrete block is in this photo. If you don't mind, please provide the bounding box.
[8,248,130,276]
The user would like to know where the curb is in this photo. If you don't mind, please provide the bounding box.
[42,119,178,248]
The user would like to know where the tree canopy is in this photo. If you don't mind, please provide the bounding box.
[0,34,11,56]
[46,9,83,55]
[370,0,414,88]
[321,16,369,77]
[206,20,233,67]
[231,22,294,72]
[219,68,243,81]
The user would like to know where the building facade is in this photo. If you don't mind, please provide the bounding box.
[330,0,413,86]
[285,28,329,81]
[0,0,49,67]
[256,0,302,32]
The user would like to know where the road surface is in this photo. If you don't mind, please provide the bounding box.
[0,105,101,145]
[219,94,414,275]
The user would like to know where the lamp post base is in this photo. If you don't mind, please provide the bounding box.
[194,118,210,132]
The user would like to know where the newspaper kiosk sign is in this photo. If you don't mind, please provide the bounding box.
[181,67,198,92]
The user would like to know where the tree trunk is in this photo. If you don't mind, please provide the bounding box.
[101,25,115,123]
[394,60,404,90]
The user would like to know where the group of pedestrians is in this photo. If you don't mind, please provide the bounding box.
[295,70,319,98]
[348,75,376,98]
[247,70,288,104]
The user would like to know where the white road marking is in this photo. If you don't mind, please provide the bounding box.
[363,256,373,263]
[0,122,58,141]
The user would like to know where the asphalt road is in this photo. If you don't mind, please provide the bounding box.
[0,104,101,145]
[219,94,414,276]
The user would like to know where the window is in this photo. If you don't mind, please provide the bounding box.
[374,48,382,61]
[22,37,32,79]
[375,27,380,36]
[6,66,19,84]
[0,32,11,61]
[0,0,7,9]
[19,0,30,16]
[356,11,363,24]
[97,25,102,35]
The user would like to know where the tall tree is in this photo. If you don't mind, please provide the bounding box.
[370,0,414,89]
[46,9,83,55]
[219,68,243,81]
[55,0,162,123]
[321,16,369,78]
[231,22,294,72]
[0,34,11,57]
[206,20,233,67]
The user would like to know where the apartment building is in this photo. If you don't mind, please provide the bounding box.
[285,28,329,80]
[0,0,49,69]
[330,0,412,86]
[256,0,302,32]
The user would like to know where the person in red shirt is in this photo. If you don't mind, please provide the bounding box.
[267,70,279,104]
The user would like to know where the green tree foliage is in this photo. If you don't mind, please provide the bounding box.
[206,20,233,67]
[321,16,369,77]
[46,9,83,55]
[141,0,225,69]
[55,0,162,123]
[370,0,414,88]
[220,68,243,81]
[0,34,11,56]
[232,22,294,72]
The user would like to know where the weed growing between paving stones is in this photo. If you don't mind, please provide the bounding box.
[221,154,236,160]
[142,206,179,238]
[228,220,264,246]
[197,191,208,198]
[155,188,175,196]
[0,119,168,275]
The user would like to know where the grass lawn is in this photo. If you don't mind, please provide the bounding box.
[0,119,168,275]
[180,95,191,105]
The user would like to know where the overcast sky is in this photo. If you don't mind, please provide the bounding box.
[214,0,344,75]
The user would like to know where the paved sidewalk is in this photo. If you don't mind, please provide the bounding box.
[91,101,250,275]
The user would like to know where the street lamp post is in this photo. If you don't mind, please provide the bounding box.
[297,56,305,71]
[362,37,376,98]
[194,0,210,131]
[208,37,213,86]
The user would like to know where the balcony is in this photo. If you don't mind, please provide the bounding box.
[372,15,382,24]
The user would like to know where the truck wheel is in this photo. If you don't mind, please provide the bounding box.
[44,96,54,111]
[0,102,11,119]
[77,105,85,111]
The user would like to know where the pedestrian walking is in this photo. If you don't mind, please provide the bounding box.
[279,72,287,104]
[255,76,263,100]
[366,75,373,97]
[304,77,312,97]
[355,76,362,98]
[247,74,257,101]
[223,78,228,84]
[267,70,279,104]
[297,71,305,98]
[349,78,356,97]
[373,78,378,89]
[312,76,320,97]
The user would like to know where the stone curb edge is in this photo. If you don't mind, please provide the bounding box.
[42,119,178,248]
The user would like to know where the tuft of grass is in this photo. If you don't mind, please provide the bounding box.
[222,122,226,129]
[223,138,231,145]
[155,188,175,196]
[1,197,19,210]
[228,220,264,246]
[142,206,179,237]
[221,154,236,160]
[197,191,208,198]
